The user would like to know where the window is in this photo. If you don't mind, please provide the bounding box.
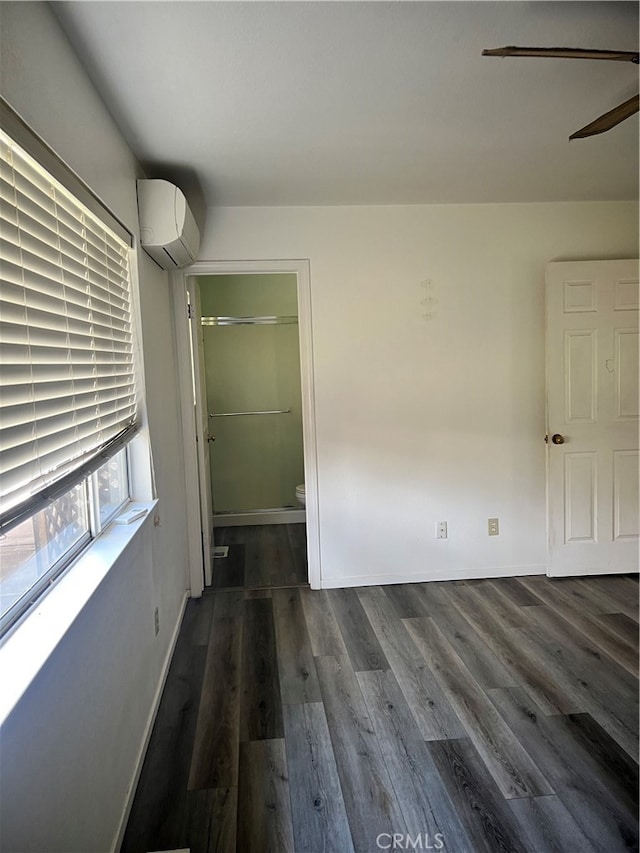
[0,117,139,637]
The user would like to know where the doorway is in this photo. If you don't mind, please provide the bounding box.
[197,273,305,524]
[178,260,321,591]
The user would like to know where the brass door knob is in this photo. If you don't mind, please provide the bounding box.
[551,433,565,445]
[207,435,216,442]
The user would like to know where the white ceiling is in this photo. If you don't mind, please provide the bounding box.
[53,1,639,207]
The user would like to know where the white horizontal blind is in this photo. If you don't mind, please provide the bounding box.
[0,129,137,523]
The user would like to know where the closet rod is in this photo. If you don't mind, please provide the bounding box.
[209,409,292,417]
[201,315,298,326]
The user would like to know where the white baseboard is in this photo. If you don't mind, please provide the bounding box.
[111,592,189,853]
[320,564,547,589]
[213,509,305,527]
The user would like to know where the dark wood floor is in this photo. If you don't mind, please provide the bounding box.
[121,526,639,853]
[212,524,308,591]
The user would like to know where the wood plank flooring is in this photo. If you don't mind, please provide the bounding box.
[121,528,638,853]
[212,524,308,591]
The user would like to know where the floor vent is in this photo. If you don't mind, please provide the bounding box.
[212,545,229,559]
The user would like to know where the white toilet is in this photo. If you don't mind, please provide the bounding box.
[295,483,306,508]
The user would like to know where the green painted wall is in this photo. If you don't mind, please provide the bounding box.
[198,274,304,512]
[199,273,299,316]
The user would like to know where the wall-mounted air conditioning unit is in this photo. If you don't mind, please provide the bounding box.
[136,179,200,270]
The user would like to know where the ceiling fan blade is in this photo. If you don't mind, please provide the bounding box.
[569,94,639,139]
[482,46,639,63]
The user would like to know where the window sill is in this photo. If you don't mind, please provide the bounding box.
[0,501,158,726]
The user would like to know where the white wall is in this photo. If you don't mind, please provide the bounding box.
[202,202,638,586]
[0,4,191,851]
[0,3,637,848]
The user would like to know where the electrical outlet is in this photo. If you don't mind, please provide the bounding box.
[436,521,448,539]
[488,517,499,536]
[154,606,160,636]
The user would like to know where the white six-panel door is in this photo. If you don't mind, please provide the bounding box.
[546,260,639,576]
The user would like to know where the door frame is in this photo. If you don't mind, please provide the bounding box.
[171,273,205,597]
[173,259,322,591]
[186,280,213,586]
